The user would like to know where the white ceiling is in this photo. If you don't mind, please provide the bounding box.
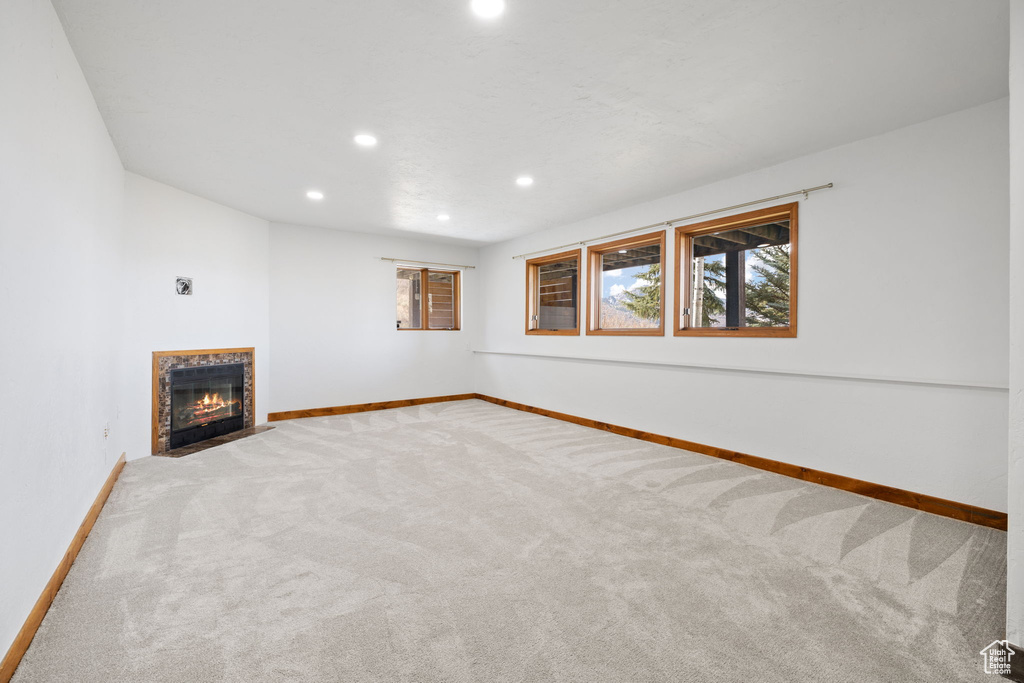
[52,0,1009,245]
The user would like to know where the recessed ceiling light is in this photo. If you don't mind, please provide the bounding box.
[619,249,627,254]
[471,0,505,19]
[437,214,450,221]
[306,190,324,200]
[354,134,378,147]
[516,176,534,187]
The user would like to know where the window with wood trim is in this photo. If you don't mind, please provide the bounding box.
[586,231,665,336]
[675,202,797,337]
[525,249,581,335]
[396,268,461,330]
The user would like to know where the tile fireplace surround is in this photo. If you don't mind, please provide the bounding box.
[151,347,255,455]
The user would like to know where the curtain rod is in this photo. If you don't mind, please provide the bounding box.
[511,183,834,261]
[380,257,476,270]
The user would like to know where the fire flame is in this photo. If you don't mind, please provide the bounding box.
[179,392,240,429]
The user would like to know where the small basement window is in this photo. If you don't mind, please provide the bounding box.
[525,249,581,335]
[586,231,665,336]
[396,268,460,330]
[675,202,797,337]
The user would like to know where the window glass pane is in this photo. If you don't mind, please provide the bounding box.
[534,259,578,330]
[427,271,456,329]
[689,219,790,328]
[599,245,661,329]
[396,269,421,329]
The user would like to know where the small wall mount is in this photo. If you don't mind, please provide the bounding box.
[175,277,193,296]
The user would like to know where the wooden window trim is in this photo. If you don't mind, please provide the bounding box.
[586,230,666,336]
[396,268,461,331]
[674,202,797,338]
[525,249,581,336]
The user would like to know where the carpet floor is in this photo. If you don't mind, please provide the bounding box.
[12,400,1006,682]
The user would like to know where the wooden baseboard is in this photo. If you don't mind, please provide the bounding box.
[0,453,127,683]
[267,394,478,422]
[473,394,1008,531]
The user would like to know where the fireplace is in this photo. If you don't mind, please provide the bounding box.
[153,348,255,454]
[169,363,245,448]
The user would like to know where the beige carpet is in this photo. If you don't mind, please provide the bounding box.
[12,400,1005,682]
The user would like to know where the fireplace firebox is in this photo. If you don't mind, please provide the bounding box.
[169,363,245,449]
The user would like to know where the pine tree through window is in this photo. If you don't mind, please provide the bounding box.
[675,203,797,337]
[586,231,666,336]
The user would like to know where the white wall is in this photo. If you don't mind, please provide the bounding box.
[1007,0,1024,647]
[0,0,126,659]
[269,223,477,413]
[120,173,271,459]
[477,99,1009,512]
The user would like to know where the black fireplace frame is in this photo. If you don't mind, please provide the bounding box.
[169,363,245,449]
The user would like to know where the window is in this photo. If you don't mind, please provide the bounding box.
[586,231,665,336]
[675,202,797,337]
[396,268,460,330]
[525,249,581,335]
